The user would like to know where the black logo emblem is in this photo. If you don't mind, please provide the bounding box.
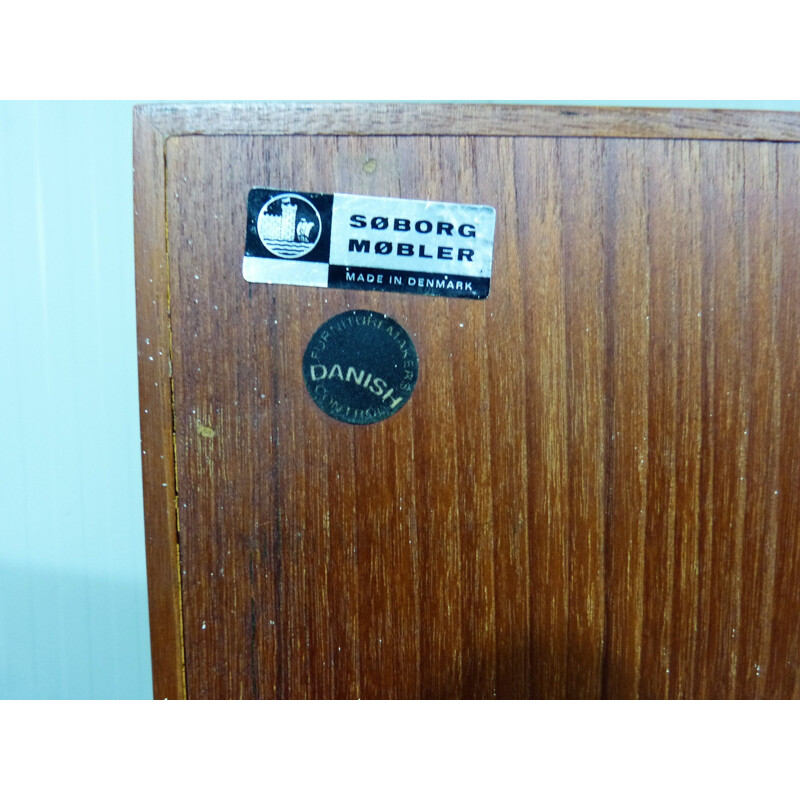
[302,310,418,425]
[245,188,333,265]
[257,193,322,258]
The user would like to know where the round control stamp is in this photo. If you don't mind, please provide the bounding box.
[302,310,418,425]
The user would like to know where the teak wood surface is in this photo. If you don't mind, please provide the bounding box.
[134,104,800,699]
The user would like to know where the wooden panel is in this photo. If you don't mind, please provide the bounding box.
[141,102,800,141]
[135,105,800,699]
[133,109,185,700]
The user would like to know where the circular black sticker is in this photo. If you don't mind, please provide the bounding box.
[303,310,418,425]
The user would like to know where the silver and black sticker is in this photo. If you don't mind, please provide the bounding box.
[243,188,495,299]
[302,310,418,425]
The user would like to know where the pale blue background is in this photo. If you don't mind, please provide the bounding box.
[1,101,799,699]
[0,102,151,698]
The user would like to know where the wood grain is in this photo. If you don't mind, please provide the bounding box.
[139,102,800,142]
[132,108,185,700]
[135,105,800,699]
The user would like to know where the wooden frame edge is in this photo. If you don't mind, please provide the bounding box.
[133,107,186,699]
[134,101,800,142]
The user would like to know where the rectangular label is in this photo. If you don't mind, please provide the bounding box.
[243,188,496,299]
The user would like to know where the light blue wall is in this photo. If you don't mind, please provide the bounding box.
[1,100,799,699]
[0,102,151,698]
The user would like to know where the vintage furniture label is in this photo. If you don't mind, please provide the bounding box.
[302,310,418,425]
[243,188,496,299]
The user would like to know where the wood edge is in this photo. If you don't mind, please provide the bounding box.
[133,107,187,699]
[133,102,800,142]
